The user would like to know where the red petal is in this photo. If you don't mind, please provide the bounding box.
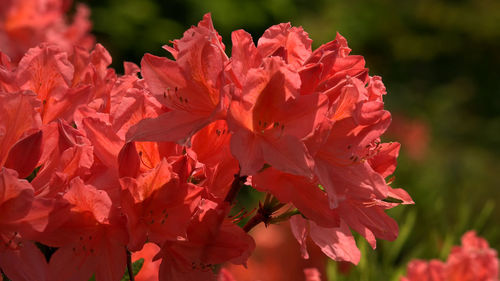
[64,178,112,224]
[261,134,314,178]
[0,241,48,281]
[253,167,339,228]
[0,168,33,222]
[257,23,312,67]
[289,215,310,259]
[229,130,264,176]
[48,246,95,281]
[126,111,210,145]
[141,53,185,102]
[118,142,141,178]
[229,29,261,87]
[4,130,43,178]
[369,142,400,178]
[338,199,399,249]
[0,91,41,166]
[94,240,127,281]
[81,116,123,168]
[309,220,360,264]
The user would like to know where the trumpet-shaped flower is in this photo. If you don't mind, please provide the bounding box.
[127,14,228,145]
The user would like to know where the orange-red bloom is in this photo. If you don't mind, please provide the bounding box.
[401,231,499,281]
[0,0,93,63]
[127,14,228,145]
[0,6,414,280]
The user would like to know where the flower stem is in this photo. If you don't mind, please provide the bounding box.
[242,195,301,232]
[126,249,135,281]
[243,211,264,233]
[224,171,246,205]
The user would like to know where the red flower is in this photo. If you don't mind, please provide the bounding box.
[0,168,50,281]
[401,231,499,281]
[120,158,202,251]
[155,200,255,281]
[401,260,446,281]
[0,0,93,63]
[0,90,43,178]
[42,178,128,281]
[127,14,228,145]
[228,57,327,177]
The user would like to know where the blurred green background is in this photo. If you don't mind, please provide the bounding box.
[77,0,500,280]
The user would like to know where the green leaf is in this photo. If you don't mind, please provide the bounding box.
[121,258,145,281]
[25,166,41,183]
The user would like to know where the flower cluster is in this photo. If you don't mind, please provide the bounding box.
[401,231,499,281]
[0,0,94,63]
[1,2,412,280]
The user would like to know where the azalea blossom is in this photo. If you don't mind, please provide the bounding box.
[401,231,499,281]
[127,14,228,145]
[127,11,412,270]
[0,0,93,63]
[0,5,414,280]
[0,168,49,281]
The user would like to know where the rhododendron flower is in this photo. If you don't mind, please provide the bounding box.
[290,215,360,264]
[0,91,42,177]
[40,177,128,281]
[0,6,415,280]
[0,43,119,126]
[227,57,328,177]
[127,14,228,145]
[401,231,499,281]
[0,168,50,281]
[190,120,240,201]
[155,200,255,281]
[120,158,203,251]
[0,0,93,63]
[122,12,412,269]
[30,119,94,197]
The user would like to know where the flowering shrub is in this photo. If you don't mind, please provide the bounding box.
[0,1,414,280]
[401,231,499,281]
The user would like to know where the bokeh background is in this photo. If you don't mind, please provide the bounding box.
[76,0,500,280]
